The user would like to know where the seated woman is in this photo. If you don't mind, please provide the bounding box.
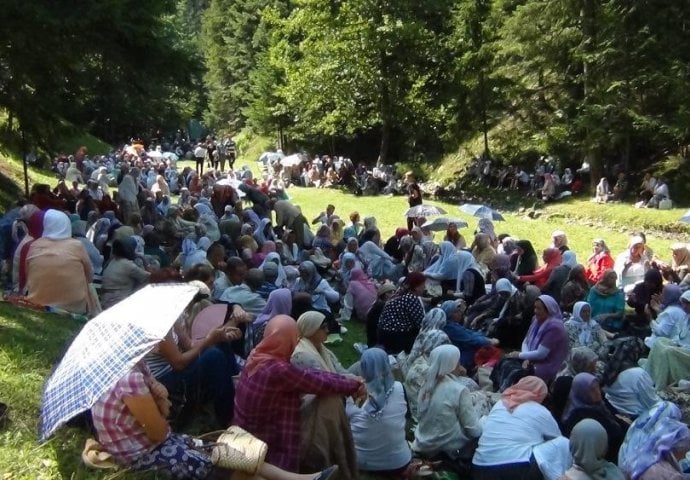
[637,418,690,480]
[662,243,690,289]
[489,285,541,350]
[645,284,684,348]
[584,239,615,285]
[601,337,660,418]
[291,312,357,478]
[451,251,486,306]
[564,301,609,357]
[645,290,690,389]
[513,240,538,277]
[619,401,688,480]
[587,270,625,331]
[347,348,412,477]
[92,364,338,480]
[550,347,599,422]
[465,278,515,332]
[22,209,100,316]
[471,233,496,278]
[614,236,649,291]
[559,265,590,313]
[403,329,452,421]
[561,419,625,480]
[383,227,408,262]
[442,300,498,370]
[101,238,151,310]
[444,222,466,249]
[627,268,664,326]
[423,241,460,293]
[292,261,339,314]
[517,248,561,289]
[234,315,363,472]
[400,308,448,375]
[472,376,561,480]
[511,294,569,384]
[358,229,400,281]
[341,268,377,322]
[560,373,628,461]
[399,235,425,274]
[377,272,426,354]
[412,345,482,461]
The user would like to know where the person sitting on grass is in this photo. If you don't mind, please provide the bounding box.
[92,363,339,480]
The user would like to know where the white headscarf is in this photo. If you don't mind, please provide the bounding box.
[568,301,594,346]
[417,344,461,415]
[42,210,72,240]
[455,250,480,291]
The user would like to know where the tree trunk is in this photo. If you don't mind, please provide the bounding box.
[379,115,390,165]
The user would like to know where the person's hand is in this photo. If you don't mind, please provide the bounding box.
[224,326,243,341]
[149,380,171,418]
[505,351,521,358]
[490,338,500,346]
[207,326,229,344]
[231,305,252,324]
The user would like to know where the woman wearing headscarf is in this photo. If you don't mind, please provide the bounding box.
[512,294,569,384]
[644,284,685,348]
[629,268,665,324]
[403,330,452,421]
[442,299,499,370]
[490,285,541,350]
[180,236,212,274]
[100,238,151,309]
[561,419,625,480]
[412,345,482,461]
[383,227,408,262]
[618,401,688,480]
[344,269,377,322]
[377,272,427,354]
[637,420,690,479]
[346,347,412,476]
[452,250,487,305]
[551,230,569,253]
[72,218,105,275]
[400,235,425,273]
[401,308,448,374]
[312,225,335,259]
[662,243,690,288]
[358,229,399,281]
[560,373,627,460]
[471,233,496,277]
[645,290,690,390]
[259,251,288,288]
[292,261,339,313]
[464,278,514,333]
[585,239,615,285]
[234,315,363,472]
[255,288,293,327]
[472,376,561,480]
[541,250,576,303]
[12,208,44,292]
[513,239,538,276]
[517,248,562,289]
[476,218,496,244]
[444,222,466,249]
[614,236,649,290]
[252,218,275,248]
[424,241,460,291]
[602,337,659,418]
[22,209,100,316]
[291,312,358,479]
[587,270,625,331]
[337,252,358,292]
[564,301,609,357]
[560,265,590,313]
[550,347,598,422]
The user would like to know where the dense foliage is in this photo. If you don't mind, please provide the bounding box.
[0,0,203,146]
[201,0,690,173]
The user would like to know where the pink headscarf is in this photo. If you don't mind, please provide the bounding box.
[245,315,298,377]
[501,376,548,412]
[347,269,377,319]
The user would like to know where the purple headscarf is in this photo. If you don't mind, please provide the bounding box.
[562,372,601,422]
[254,288,292,326]
[524,294,569,383]
[661,283,682,308]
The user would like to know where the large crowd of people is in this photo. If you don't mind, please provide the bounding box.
[2,141,690,480]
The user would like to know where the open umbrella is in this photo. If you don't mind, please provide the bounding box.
[458,203,505,221]
[680,210,690,223]
[215,178,246,197]
[404,205,447,218]
[421,217,469,232]
[39,284,199,441]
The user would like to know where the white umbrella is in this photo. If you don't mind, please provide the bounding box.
[458,203,505,221]
[39,284,199,441]
[421,217,469,232]
[146,150,163,159]
[404,204,447,218]
[215,178,246,197]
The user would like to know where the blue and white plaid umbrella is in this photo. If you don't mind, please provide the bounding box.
[39,284,199,441]
[458,203,505,221]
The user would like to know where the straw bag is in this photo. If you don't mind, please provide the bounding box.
[210,426,268,474]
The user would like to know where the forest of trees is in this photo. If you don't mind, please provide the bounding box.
[3,0,690,177]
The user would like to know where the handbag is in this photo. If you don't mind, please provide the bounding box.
[210,426,268,474]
